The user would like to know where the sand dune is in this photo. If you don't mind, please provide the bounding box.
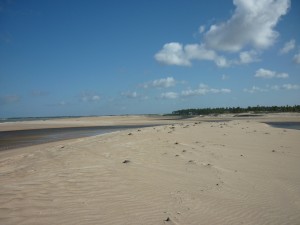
[0,116,300,224]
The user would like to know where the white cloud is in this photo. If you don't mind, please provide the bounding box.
[154,43,191,66]
[91,95,100,101]
[217,88,231,94]
[185,44,230,67]
[122,91,138,99]
[293,52,300,64]
[155,0,290,68]
[158,84,232,100]
[270,84,300,90]
[254,68,289,79]
[245,83,300,93]
[282,84,300,90]
[279,39,295,54]
[239,50,259,64]
[121,91,149,100]
[181,84,231,97]
[155,42,230,67]
[160,92,179,99]
[204,0,290,52]
[199,25,205,33]
[80,92,101,102]
[243,86,267,93]
[268,85,280,90]
[49,101,69,107]
[142,77,176,88]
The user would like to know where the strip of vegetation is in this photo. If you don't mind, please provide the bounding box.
[171,105,300,116]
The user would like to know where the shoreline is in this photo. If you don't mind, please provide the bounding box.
[0,113,299,151]
[0,115,177,132]
[1,114,300,151]
[264,121,300,130]
[1,121,300,151]
[0,124,165,151]
[1,113,300,131]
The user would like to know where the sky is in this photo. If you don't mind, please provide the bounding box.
[0,0,300,117]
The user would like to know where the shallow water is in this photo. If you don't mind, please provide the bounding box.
[265,122,300,130]
[0,125,156,151]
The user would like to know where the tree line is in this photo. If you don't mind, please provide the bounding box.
[171,105,300,116]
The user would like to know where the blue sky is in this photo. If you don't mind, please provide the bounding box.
[1,0,300,117]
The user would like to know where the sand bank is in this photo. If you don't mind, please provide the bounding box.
[0,115,300,224]
[1,113,300,132]
[0,115,176,132]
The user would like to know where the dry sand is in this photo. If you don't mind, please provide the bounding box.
[0,115,174,131]
[0,115,300,225]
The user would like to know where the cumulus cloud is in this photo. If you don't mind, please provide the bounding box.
[80,92,101,102]
[160,92,179,99]
[91,95,100,101]
[204,0,290,52]
[279,39,295,54]
[199,25,206,33]
[282,84,300,90]
[269,84,300,90]
[181,84,231,97]
[185,44,230,67]
[293,52,300,64]
[142,77,176,89]
[243,86,268,93]
[239,50,260,64]
[245,83,300,93]
[159,84,231,100]
[254,68,289,79]
[155,0,290,67]
[0,95,21,105]
[155,42,230,67]
[122,91,138,99]
[121,91,150,100]
[154,43,191,66]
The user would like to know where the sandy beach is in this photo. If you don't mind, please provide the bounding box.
[0,114,300,225]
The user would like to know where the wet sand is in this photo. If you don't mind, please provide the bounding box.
[0,114,300,225]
